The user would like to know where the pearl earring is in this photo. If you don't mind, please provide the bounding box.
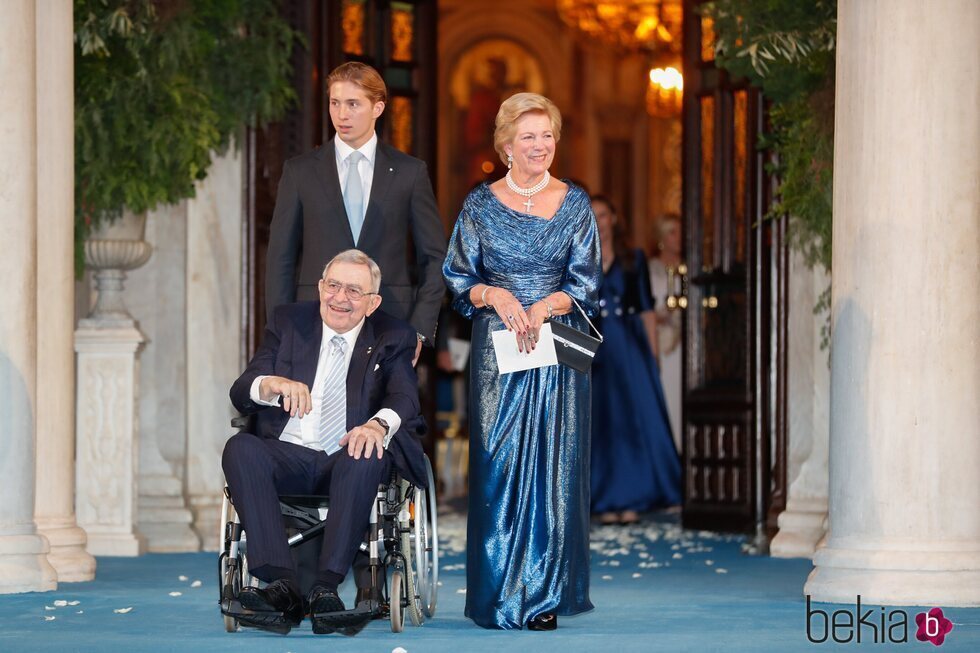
[507,154,513,170]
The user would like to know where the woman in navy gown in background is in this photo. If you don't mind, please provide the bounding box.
[443,93,600,631]
[589,195,681,525]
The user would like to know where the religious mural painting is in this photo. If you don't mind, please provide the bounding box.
[447,39,546,214]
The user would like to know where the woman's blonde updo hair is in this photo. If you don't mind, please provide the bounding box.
[493,93,563,165]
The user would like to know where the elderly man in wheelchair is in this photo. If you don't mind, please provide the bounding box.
[219,250,437,635]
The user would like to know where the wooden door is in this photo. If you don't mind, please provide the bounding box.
[678,1,787,540]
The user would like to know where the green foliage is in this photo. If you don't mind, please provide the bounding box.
[74,0,301,275]
[699,0,836,275]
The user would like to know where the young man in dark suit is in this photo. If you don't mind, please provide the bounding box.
[224,250,426,635]
[265,62,447,363]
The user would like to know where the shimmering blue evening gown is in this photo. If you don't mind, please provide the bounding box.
[443,182,600,630]
[590,250,682,513]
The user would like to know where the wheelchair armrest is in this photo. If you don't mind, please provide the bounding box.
[231,414,257,432]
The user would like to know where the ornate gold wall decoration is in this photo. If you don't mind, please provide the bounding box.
[390,96,413,153]
[391,2,415,62]
[701,16,716,62]
[342,0,366,56]
[557,0,682,54]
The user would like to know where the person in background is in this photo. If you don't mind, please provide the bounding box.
[648,214,683,447]
[443,92,600,631]
[589,195,681,525]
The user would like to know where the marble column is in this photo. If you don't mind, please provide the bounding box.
[34,0,96,582]
[771,254,829,558]
[805,0,980,606]
[0,0,58,594]
[127,206,200,552]
[185,148,243,551]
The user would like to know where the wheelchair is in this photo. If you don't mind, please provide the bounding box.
[218,417,439,634]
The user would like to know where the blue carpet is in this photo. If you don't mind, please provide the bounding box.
[1,513,978,652]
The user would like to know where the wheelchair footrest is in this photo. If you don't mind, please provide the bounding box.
[311,605,375,635]
[222,599,291,625]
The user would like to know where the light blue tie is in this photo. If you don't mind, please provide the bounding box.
[344,151,365,243]
[318,335,348,454]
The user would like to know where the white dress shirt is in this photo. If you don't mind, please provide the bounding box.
[249,317,401,453]
[334,132,377,224]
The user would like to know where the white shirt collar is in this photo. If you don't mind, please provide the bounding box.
[321,317,365,352]
[334,132,378,166]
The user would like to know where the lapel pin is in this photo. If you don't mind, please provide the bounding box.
[366,346,373,355]
[389,167,393,172]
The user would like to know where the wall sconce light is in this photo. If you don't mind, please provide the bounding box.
[647,65,683,117]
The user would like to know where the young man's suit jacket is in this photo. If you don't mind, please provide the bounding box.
[264,141,447,343]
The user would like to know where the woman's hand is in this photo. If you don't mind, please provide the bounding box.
[525,301,550,351]
[487,287,532,352]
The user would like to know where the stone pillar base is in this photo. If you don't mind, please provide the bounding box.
[805,544,980,606]
[770,498,827,559]
[86,530,146,557]
[0,533,58,594]
[190,494,224,552]
[75,326,145,558]
[36,519,95,582]
[138,474,200,552]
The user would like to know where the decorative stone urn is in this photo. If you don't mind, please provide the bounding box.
[81,211,152,327]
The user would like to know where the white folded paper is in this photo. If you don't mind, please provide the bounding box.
[491,322,559,374]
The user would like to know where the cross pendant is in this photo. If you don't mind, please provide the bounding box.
[523,197,534,212]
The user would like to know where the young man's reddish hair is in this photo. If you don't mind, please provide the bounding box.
[327,62,387,105]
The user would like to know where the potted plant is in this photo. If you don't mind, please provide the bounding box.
[74,0,301,285]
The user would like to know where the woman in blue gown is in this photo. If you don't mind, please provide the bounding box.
[589,196,681,524]
[443,93,600,631]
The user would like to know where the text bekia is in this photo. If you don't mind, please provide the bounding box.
[806,596,908,644]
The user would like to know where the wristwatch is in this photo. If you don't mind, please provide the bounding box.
[370,416,393,449]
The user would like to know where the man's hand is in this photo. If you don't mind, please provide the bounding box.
[260,376,311,418]
[339,420,387,460]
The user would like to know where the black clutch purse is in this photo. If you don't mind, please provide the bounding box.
[550,297,603,373]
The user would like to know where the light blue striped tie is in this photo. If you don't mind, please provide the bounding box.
[318,335,348,454]
[344,151,365,243]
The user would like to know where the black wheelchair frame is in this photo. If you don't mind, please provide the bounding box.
[217,417,438,634]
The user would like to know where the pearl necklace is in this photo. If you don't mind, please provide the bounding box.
[505,169,551,212]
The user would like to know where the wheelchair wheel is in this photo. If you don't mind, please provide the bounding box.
[417,455,439,618]
[398,482,425,627]
[389,569,405,633]
[220,496,241,633]
[221,555,240,633]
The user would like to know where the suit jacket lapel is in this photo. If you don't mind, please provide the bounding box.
[346,317,376,429]
[294,315,323,390]
[313,142,355,246]
[359,143,394,244]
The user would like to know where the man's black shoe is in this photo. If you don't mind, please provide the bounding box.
[309,586,373,636]
[308,585,345,635]
[238,578,303,631]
